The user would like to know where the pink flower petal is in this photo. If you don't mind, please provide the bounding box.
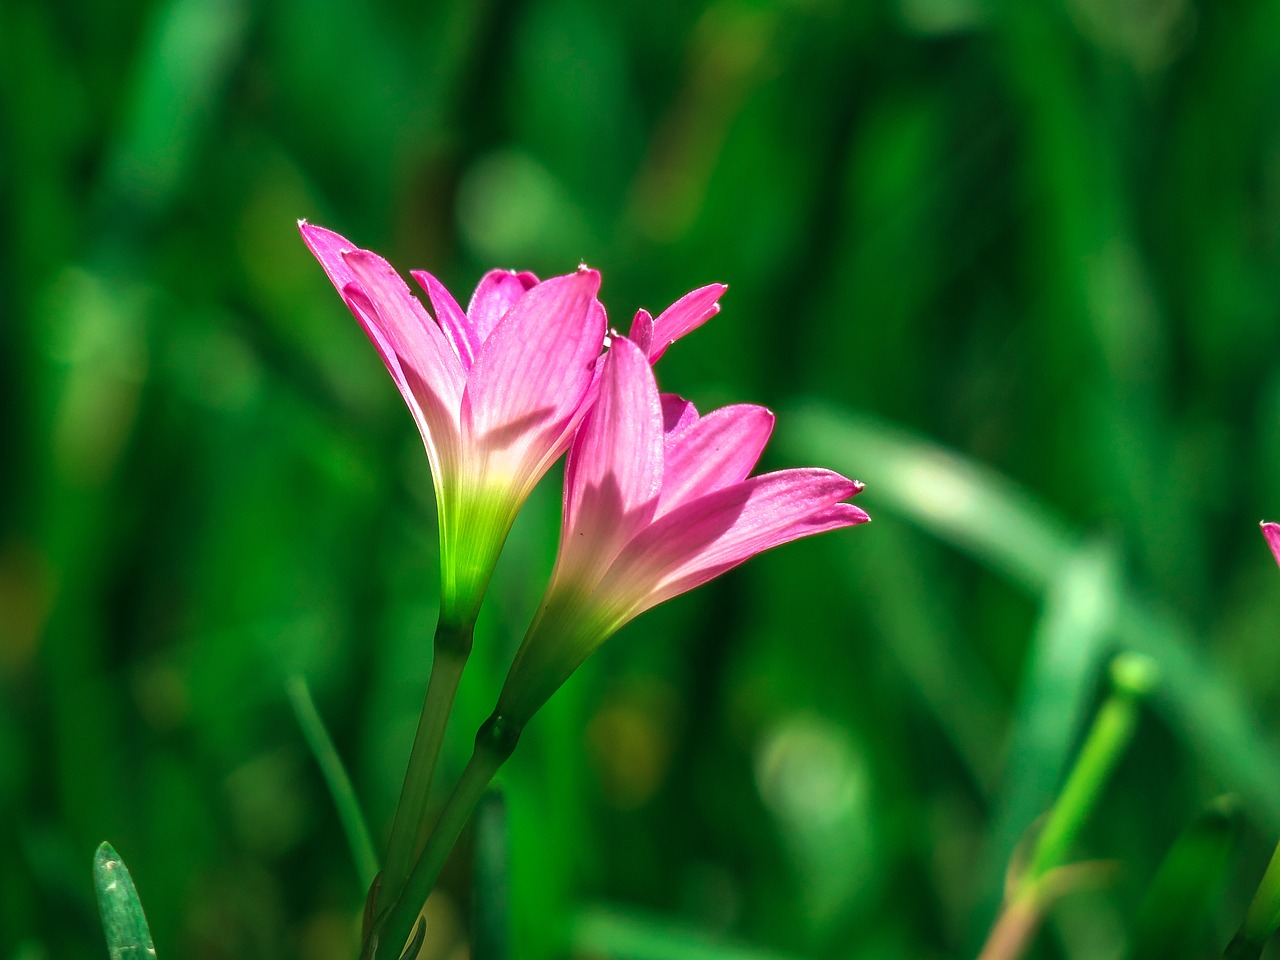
[546,353,607,470]
[607,468,866,618]
[645,283,726,363]
[560,337,664,581]
[629,308,654,357]
[338,283,409,399]
[461,268,604,482]
[660,394,699,440]
[1263,522,1280,569]
[657,404,775,517]
[342,250,466,418]
[299,221,360,292]
[468,269,539,343]
[412,270,479,371]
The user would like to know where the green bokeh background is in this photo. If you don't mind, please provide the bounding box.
[5,1,1280,959]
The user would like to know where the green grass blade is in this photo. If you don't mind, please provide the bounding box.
[94,843,157,960]
[287,675,379,891]
[788,404,1073,591]
[786,403,1280,832]
[1128,797,1239,960]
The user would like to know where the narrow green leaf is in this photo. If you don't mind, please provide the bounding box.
[93,842,157,960]
[786,404,1280,832]
[1128,798,1239,960]
[287,674,380,891]
[787,404,1073,591]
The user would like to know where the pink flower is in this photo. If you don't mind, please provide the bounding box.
[1263,522,1280,568]
[299,222,606,627]
[494,335,869,725]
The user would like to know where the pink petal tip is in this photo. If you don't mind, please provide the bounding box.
[1262,521,1280,569]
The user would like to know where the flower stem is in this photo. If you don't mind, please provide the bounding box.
[977,654,1155,960]
[364,713,521,960]
[1025,653,1156,881]
[377,619,474,917]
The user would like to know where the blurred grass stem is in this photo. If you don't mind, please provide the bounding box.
[1025,655,1153,881]
[379,620,473,918]
[287,675,380,892]
[366,713,520,960]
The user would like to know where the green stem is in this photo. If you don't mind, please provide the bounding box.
[378,620,474,913]
[364,713,521,960]
[1025,653,1154,881]
[286,675,380,891]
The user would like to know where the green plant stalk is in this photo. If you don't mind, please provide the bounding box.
[364,713,521,960]
[1026,656,1153,881]
[378,620,474,914]
[1026,695,1136,879]
[287,675,380,891]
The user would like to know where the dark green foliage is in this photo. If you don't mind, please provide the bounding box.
[5,1,1280,959]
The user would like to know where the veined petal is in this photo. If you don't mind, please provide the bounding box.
[468,269,539,343]
[1264,522,1280,568]
[301,222,463,486]
[546,354,607,509]
[560,337,664,579]
[660,393,699,439]
[629,308,654,357]
[342,250,466,419]
[658,404,774,517]
[645,283,726,363]
[412,270,478,370]
[606,468,866,618]
[299,221,360,292]
[591,298,608,339]
[461,268,604,487]
[339,260,465,505]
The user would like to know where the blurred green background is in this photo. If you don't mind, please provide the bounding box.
[6,0,1280,958]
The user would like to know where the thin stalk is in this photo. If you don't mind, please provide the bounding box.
[287,675,380,891]
[978,654,1154,960]
[364,714,521,960]
[379,620,473,913]
[1026,653,1154,881]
